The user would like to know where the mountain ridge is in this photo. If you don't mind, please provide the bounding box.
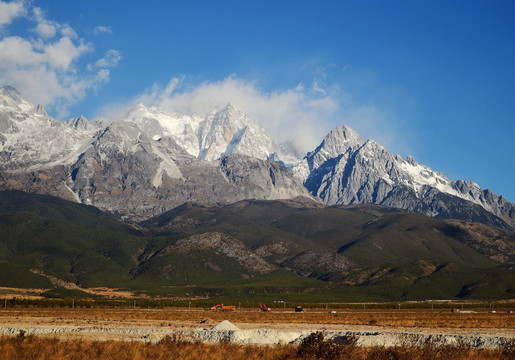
[291,125,514,230]
[0,85,512,230]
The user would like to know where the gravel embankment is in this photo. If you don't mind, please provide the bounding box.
[1,319,513,349]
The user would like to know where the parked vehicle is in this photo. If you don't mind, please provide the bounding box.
[210,304,236,311]
[259,302,271,312]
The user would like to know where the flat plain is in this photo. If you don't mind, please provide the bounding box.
[1,306,514,359]
[1,306,514,337]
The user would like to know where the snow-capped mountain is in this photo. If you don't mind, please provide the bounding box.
[0,87,310,219]
[65,115,106,136]
[292,125,364,183]
[0,86,512,229]
[292,126,514,230]
[120,102,280,162]
[0,86,93,171]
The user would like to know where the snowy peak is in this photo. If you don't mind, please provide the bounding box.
[0,86,24,105]
[292,125,364,183]
[126,102,149,117]
[0,85,48,120]
[198,104,246,160]
[65,115,100,133]
[294,124,514,230]
[404,155,417,166]
[294,124,465,202]
[0,85,45,128]
[398,157,450,193]
[1,87,279,167]
[357,139,388,161]
[0,93,93,169]
[116,101,277,162]
[314,125,364,158]
[198,103,277,161]
[66,115,89,130]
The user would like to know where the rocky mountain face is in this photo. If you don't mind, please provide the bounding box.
[0,86,513,230]
[0,87,311,220]
[120,101,280,162]
[169,232,275,274]
[292,126,514,231]
[0,87,93,171]
[138,198,515,298]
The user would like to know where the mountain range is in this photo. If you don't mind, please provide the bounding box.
[0,85,513,231]
[1,85,514,301]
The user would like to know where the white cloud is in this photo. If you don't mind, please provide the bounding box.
[60,24,78,39]
[32,7,58,39]
[0,36,38,65]
[4,65,109,118]
[46,37,91,70]
[93,25,112,35]
[0,35,91,70]
[0,0,25,27]
[312,79,326,94]
[0,1,119,117]
[30,7,77,40]
[94,49,122,68]
[33,20,56,39]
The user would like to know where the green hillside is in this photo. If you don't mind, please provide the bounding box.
[1,190,514,301]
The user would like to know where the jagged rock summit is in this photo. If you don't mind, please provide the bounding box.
[0,86,94,171]
[120,101,280,162]
[292,125,364,183]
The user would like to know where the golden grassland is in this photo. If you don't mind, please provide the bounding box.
[0,335,294,360]
[0,287,46,300]
[1,306,514,359]
[1,307,514,329]
[0,333,513,360]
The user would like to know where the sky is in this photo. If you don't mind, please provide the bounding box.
[0,0,513,201]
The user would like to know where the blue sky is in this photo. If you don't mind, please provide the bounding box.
[0,0,514,201]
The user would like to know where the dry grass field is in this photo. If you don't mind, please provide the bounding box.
[0,333,513,360]
[2,306,514,329]
[1,306,514,359]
